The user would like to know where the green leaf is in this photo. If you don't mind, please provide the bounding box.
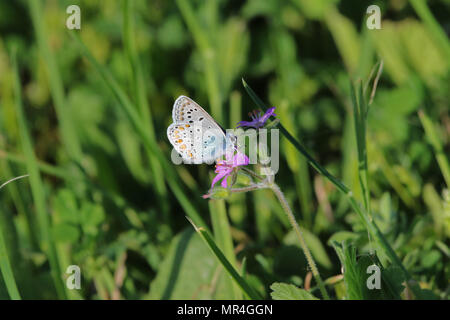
[51,224,80,243]
[331,241,406,300]
[187,219,262,300]
[148,228,218,299]
[52,189,79,224]
[80,202,105,235]
[327,231,359,245]
[270,282,319,300]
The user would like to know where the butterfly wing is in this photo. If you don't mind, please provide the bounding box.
[168,96,232,164]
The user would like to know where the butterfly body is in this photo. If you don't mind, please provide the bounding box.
[167,96,235,164]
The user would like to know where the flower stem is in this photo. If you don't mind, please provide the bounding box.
[270,183,330,300]
[241,167,265,181]
[230,184,266,193]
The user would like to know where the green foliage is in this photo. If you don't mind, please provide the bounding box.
[270,282,318,300]
[331,241,405,300]
[0,0,448,300]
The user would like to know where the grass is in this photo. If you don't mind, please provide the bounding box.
[0,0,448,300]
[11,49,66,299]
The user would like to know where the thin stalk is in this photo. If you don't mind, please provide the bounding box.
[187,217,262,300]
[209,200,242,299]
[0,216,21,300]
[230,184,266,193]
[175,0,222,123]
[418,110,450,189]
[28,0,82,163]
[0,176,28,300]
[70,32,208,230]
[11,52,66,298]
[270,183,329,300]
[410,0,450,62]
[242,79,413,282]
[0,150,68,179]
[122,0,168,219]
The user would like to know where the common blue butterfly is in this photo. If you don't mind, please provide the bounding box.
[167,96,236,164]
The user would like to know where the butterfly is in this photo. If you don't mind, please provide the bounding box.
[167,96,236,164]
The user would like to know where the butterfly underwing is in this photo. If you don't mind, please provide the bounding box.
[167,96,235,164]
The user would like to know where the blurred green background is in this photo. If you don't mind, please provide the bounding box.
[0,0,449,299]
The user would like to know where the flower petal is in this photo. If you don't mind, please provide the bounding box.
[236,120,255,128]
[211,170,229,188]
[232,152,249,167]
[220,176,229,188]
[260,107,276,123]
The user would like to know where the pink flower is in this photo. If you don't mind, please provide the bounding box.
[211,151,249,189]
[237,107,276,129]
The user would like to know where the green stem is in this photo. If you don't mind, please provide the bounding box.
[409,0,450,62]
[418,110,450,189]
[11,51,67,299]
[175,0,222,123]
[270,183,329,300]
[230,184,266,193]
[0,176,28,300]
[242,79,412,281]
[28,0,82,163]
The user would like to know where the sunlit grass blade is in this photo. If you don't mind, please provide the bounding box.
[0,176,29,300]
[209,200,242,299]
[242,79,416,287]
[11,51,66,299]
[69,32,207,230]
[0,217,21,300]
[122,0,169,221]
[0,157,39,250]
[242,78,349,193]
[418,110,450,188]
[0,151,68,179]
[186,217,262,300]
[410,0,450,61]
[176,0,222,123]
[349,80,370,214]
[28,0,83,163]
